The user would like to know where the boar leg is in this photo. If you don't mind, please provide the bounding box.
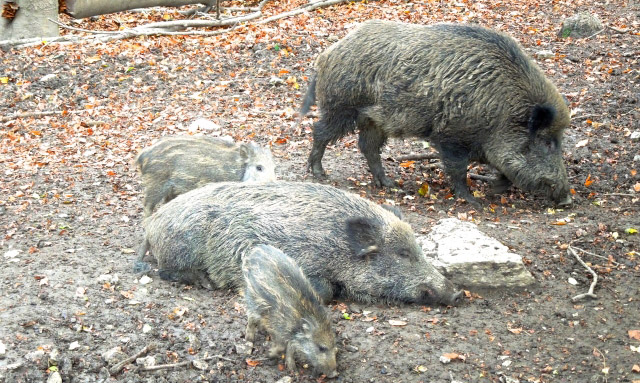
[440,143,480,207]
[357,118,393,187]
[284,342,298,372]
[308,120,331,178]
[158,269,213,290]
[132,239,152,273]
[245,314,260,342]
[491,173,512,195]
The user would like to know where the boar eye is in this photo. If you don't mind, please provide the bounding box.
[398,249,411,258]
[256,165,264,172]
[318,345,329,353]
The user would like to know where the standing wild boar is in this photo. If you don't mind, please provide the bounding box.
[301,20,572,207]
[136,181,462,306]
[136,136,276,216]
[243,244,338,378]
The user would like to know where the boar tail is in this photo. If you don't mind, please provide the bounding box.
[299,75,317,117]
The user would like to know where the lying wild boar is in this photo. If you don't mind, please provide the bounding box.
[302,20,572,206]
[136,181,462,306]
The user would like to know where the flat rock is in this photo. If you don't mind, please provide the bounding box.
[419,218,535,290]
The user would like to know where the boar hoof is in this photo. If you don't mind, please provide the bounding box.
[308,163,327,179]
[373,175,394,188]
[555,194,573,207]
[132,260,152,274]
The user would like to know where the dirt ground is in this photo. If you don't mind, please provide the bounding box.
[1,0,639,382]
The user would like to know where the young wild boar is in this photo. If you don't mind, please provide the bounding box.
[301,20,572,207]
[136,136,276,216]
[136,181,462,306]
[243,244,338,378]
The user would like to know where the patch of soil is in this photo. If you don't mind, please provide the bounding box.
[1,1,639,382]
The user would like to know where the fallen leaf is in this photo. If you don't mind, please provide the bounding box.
[246,359,261,367]
[626,228,638,234]
[399,160,415,168]
[418,183,429,196]
[632,364,640,373]
[584,174,594,187]
[414,365,428,373]
[629,330,640,340]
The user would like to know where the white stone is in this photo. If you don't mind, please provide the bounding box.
[188,118,220,132]
[138,275,152,285]
[419,218,535,290]
[0,340,6,358]
[568,277,578,285]
[47,371,62,383]
[3,249,20,258]
[68,341,80,350]
[535,50,555,59]
[630,131,640,141]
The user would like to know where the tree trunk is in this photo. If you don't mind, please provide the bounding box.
[0,0,59,41]
[66,0,215,19]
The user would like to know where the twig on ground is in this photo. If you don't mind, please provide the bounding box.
[602,193,636,197]
[110,343,157,375]
[1,107,108,123]
[48,18,122,34]
[569,245,620,267]
[568,246,598,302]
[607,25,631,34]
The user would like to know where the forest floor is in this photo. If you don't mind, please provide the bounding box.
[0,0,639,382]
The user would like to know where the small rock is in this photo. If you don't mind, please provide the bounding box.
[3,249,20,258]
[40,74,57,82]
[192,359,208,370]
[68,341,80,351]
[136,355,156,368]
[235,342,253,355]
[535,50,555,59]
[139,275,152,285]
[0,340,6,358]
[188,118,220,132]
[344,344,359,353]
[101,346,125,365]
[630,131,640,141]
[327,35,339,42]
[502,359,512,367]
[568,277,578,286]
[25,349,45,361]
[558,12,603,39]
[97,274,118,285]
[48,349,60,366]
[365,326,375,333]
[47,371,62,383]
[142,324,152,333]
[269,76,285,86]
[276,377,293,383]
[439,355,451,364]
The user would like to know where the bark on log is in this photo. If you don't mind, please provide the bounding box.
[0,0,59,40]
[66,0,214,19]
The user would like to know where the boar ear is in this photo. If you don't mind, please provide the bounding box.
[528,104,556,137]
[345,217,383,258]
[381,204,403,220]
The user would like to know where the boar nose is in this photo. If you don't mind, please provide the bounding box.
[324,370,339,378]
[448,290,464,306]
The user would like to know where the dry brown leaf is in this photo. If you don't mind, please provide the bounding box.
[246,359,261,367]
[629,330,640,340]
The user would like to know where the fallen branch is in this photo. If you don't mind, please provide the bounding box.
[568,246,598,302]
[109,343,157,375]
[257,0,348,24]
[142,12,261,30]
[607,25,631,34]
[139,354,235,372]
[395,153,439,161]
[1,107,108,123]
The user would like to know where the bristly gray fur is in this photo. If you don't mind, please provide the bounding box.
[305,20,571,206]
